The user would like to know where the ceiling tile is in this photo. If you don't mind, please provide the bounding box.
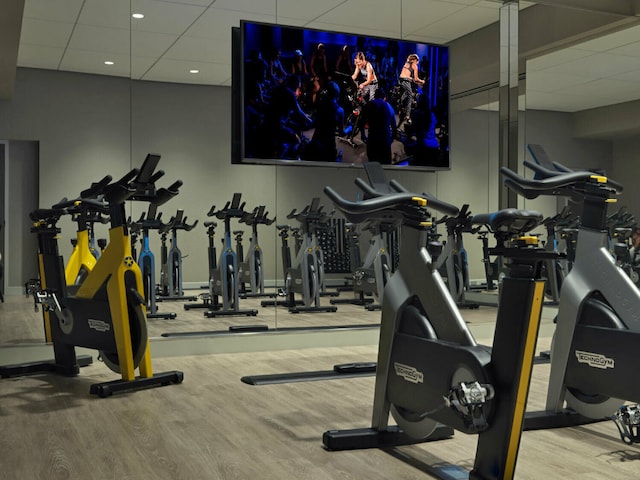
[203,0,276,15]
[132,31,180,59]
[610,68,640,82]
[59,49,131,77]
[527,47,594,70]
[131,55,157,79]
[164,35,230,64]
[132,0,207,35]
[555,78,640,102]
[17,44,65,69]
[524,90,597,112]
[23,0,83,23]
[571,24,640,52]
[154,0,215,6]
[67,24,131,56]
[78,0,130,29]
[311,0,402,38]
[401,0,468,37]
[141,58,230,84]
[272,0,346,23]
[20,18,74,48]
[185,7,276,40]
[526,70,591,93]
[608,41,640,58]
[544,52,640,79]
[408,5,499,42]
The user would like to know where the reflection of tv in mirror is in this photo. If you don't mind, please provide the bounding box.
[232,20,450,171]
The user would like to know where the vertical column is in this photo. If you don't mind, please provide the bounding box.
[0,142,5,299]
[499,0,519,210]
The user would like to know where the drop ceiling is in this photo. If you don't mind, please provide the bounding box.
[11,0,640,113]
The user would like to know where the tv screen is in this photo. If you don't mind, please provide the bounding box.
[232,20,450,171]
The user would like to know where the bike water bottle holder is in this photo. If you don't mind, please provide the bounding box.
[611,404,640,444]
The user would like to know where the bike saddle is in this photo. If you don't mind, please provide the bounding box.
[471,209,543,236]
[30,208,63,224]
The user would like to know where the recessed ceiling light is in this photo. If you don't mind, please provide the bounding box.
[132,13,144,19]
[104,61,114,65]
[189,69,199,74]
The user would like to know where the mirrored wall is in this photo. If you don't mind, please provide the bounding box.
[4,0,638,349]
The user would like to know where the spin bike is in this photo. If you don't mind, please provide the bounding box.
[1,155,184,396]
[260,224,305,309]
[236,205,275,298]
[185,193,258,317]
[281,198,337,314]
[322,183,552,479]
[501,161,640,445]
[328,222,375,306]
[331,217,395,311]
[432,204,479,309]
[157,209,198,301]
[131,204,177,320]
[65,202,109,286]
[33,191,108,342]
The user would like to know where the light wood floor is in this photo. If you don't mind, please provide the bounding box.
[1,293,638,479]
[0,288,503,345]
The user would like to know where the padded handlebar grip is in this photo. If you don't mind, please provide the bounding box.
[80,175,113,199]
[149,169,165,183]
[168,180,183,192]
[116,168,140,186]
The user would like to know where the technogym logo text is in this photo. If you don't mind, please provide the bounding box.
[88,319,111,333]
[394,362,424,384]
[575,350,614,369]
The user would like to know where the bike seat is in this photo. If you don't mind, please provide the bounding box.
[471,208,542,236]
[30,208,63,223]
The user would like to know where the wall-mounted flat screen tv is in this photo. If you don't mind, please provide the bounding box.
[232,20,450,171]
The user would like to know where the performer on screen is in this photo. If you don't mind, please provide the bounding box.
[398,53,425,126]
[335,45,353,76]
[351,51,378,102]
[310,43,329,103]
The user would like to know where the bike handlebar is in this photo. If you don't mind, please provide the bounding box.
[104,168,140,204]
[79,175,113,199]
[500,165,622,200]
[323,186,458,223]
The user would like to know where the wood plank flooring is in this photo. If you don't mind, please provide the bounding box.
[0,289,513,346]
[0,293,638,479]
[1,289,386,345]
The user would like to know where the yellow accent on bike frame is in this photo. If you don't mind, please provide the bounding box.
[504,280,545,479]
[64,229,97,286]
[38,253,53,343]
[412,197,427,206]
[590,175,607,183]
[518,236,538,245]
[75,225,152,381]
